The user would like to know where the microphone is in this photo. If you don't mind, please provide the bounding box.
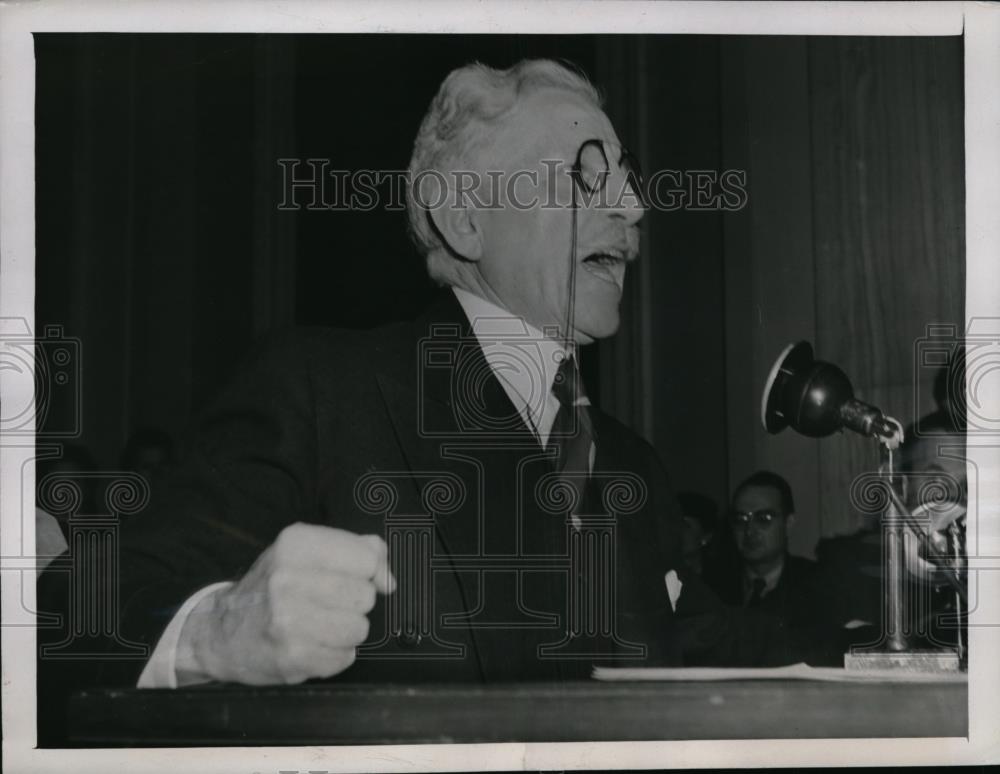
[761,341,899,444]
[760,341,966,609]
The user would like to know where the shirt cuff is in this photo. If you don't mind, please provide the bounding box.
[136,581,233,689]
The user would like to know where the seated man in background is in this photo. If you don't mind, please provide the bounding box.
[676,490,720,577]
[705,471,825,633]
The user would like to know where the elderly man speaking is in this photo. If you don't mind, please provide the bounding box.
[39,60,775,702]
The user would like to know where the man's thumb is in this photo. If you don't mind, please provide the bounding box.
[361,534,397,595]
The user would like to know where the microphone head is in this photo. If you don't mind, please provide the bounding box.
[761,341,856,438]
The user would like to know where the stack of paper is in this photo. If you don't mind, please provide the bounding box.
[592,663,968,683]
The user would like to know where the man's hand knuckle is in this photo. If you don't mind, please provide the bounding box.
[276,643,316,683]
[351,613,371,643]
[266,568,292,599]
[275,522,307,553]
[268,606,293,640]
[320,648,355,678]
[357,551,378,579]
[359,582,377,612]
[335,647,357,672]
[274,647,297,678]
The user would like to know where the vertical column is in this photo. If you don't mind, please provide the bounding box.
[39,473,148,659]
[354,473,463,659]
[538,473,645,659]
[883,502,910,653]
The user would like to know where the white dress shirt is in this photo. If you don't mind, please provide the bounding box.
[139,287,595,688]
[452,286,594,451]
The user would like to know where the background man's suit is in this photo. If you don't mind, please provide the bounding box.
[706,553,823,627]
[703,550,854,666]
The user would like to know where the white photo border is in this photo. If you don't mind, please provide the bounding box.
[2,1,998,771]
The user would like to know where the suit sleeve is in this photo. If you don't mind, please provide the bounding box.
[37,331,323,709]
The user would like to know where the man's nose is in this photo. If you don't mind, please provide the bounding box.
[607,167,646,226]
[618,196,645,228]
[740,521,763,537]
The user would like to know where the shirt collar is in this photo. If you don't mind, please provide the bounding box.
[451,287,573,430]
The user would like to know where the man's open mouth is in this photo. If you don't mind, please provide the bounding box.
[581,251,627,291]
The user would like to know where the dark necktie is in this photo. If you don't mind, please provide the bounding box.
[548,355,596,517]
[546,356,611,675]
[747,577,767,608]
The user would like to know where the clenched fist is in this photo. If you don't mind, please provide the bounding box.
[175,523,396,685]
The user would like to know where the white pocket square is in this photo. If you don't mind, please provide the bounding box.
[664,569,683,612]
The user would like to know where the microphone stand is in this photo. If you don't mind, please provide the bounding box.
[759,340,965,672]
[844,418,964,672]
[866,419,966,605]
[880,426,909,655]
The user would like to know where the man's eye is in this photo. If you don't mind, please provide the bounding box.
[575,142,609,192]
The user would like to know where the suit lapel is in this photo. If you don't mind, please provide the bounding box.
[372,291,553,674]
[373,288,546,505]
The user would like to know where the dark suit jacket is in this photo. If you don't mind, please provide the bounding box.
[706,554,822,628]
[703,551,862,667]
[813,530,885,627]
[37,290,793,741]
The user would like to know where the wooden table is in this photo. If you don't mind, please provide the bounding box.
[66,679,967,746]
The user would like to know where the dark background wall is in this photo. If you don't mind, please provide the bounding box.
[35,34,964,556]
[720,36,965,552]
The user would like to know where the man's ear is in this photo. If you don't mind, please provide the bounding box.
[426,192,484,262]
[786,512,796,530]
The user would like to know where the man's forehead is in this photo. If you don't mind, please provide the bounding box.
[493,88,618,166]
[734,485,783,508]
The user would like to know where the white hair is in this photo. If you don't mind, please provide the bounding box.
[406,59,602,286]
